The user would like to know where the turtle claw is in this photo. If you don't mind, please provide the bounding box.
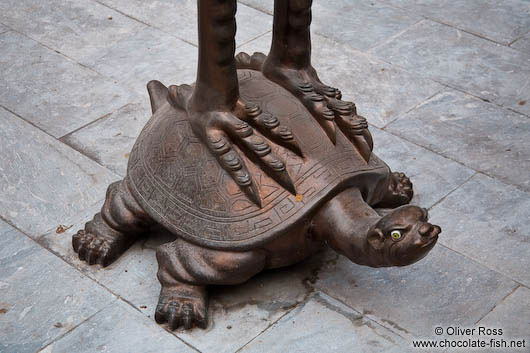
[377,172,414,208]
[156,285,208,330]
[72,229,120,267]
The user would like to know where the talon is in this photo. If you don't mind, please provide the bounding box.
[249,113,302,156]
[209,136,230,154]
[279,126,294,140]
[322,110,335,121]
[234,122,252,136]
[261,114,280,129]
[309,93,324,102]
[235,171,252,186]
[245,104,261,117]
[249,136,271,156]
[221,153,242,171]
[298,83,314,92]
[322,86,338,97]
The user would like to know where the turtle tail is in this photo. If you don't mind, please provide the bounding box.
[147,80,169,114]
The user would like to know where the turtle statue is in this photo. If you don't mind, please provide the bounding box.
[72,0,441,330]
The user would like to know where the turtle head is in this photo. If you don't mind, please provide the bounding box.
[365,205,440,267]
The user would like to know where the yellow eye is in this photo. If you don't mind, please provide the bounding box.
[391,230,402,240]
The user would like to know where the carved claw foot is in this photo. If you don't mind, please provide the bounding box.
[235,51,373,160]
[72,227,133,267]
[377,172,414,208]
[155,285,208,330]
[261,60,338,143]
[167,84,298,206]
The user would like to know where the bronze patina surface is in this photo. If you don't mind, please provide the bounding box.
[72,0,441,330]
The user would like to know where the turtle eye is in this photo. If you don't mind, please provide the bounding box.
[390,230,402,240]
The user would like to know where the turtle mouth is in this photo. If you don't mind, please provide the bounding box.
[421,234,438,248]
[395,234,438,266]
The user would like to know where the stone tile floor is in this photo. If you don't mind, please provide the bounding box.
[0,0,529,352]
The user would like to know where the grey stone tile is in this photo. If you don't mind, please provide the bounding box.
[431,174,530,287]
[371,20,530,116]
[79,27,198,96]
[386,90,530,192]
[0,23,9,34]
[0,218,13,235]
[39,206,321,353]
[62,102,152,177]
[238,33,444,128]
[379,0,530,45]
[40,300,194,353]
[241,0,422,51]
[38,204,162,312]
[0,0,146,61]
[511,32,530,55]
[241,292,408,353]
[477,286,530,344]
[0,107,118,237]
[371,128,475,208]
[239,0,273,15]
[0,227,116,353]
[446,286,530,353]
[314,244,517,338]
[311,0,421,51]
[0,31,139,137]
[97,0,272,48]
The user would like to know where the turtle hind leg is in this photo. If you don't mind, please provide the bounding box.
[375,172,414,208]
[155,238,266,330]
[72,180,153,267]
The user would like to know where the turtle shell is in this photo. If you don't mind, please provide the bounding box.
[127,70,389,250]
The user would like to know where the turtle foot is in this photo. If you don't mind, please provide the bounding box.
[72,181,151,266]
[377,172,414,208]
[72,215,136,267]
[155,284,208,330]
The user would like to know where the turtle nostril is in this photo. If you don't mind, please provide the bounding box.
[419,223,432,236]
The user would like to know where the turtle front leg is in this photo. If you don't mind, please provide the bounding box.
[375,172,414,208]
[155,238,266,330]
[72,180,153,266]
